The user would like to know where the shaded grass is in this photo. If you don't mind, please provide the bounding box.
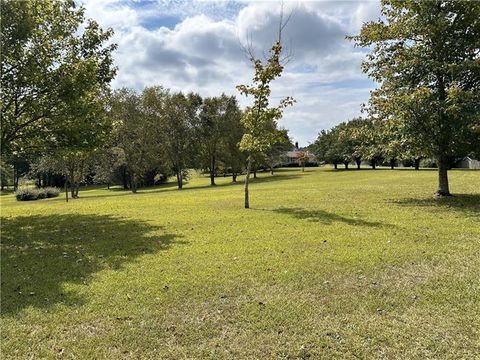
[1,167,479,359]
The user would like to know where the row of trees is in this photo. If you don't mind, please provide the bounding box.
[1,0,294,207]
[8,88,293,197]
[311,117,427,170]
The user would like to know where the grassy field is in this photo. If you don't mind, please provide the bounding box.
[1,167,479,359]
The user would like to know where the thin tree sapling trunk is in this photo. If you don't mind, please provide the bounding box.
[356,159,361,169]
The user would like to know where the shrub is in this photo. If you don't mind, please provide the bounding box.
[36,189,47,199]
[15,188,40,201]
[44,187,60,198]
[15,187,60,201]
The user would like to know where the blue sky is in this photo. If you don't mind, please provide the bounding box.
[81,0,380,145]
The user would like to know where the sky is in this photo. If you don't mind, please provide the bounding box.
[80,0,381,146]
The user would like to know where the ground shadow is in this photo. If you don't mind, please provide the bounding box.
[78,173,310,200]
[393,194,480,217]
[1,214,185,316]
[264,207,387,227]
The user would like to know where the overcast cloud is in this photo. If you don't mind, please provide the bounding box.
[80,0,381,145]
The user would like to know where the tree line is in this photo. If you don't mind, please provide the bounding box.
[311,117,428,170]
[3,87,294,197]
[1,0,294,206]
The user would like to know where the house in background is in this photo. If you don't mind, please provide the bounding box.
[454,156,480,169]
[284,142,316,165]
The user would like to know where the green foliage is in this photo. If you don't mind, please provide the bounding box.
[197,94,242,184]
[351,0,480,193]
[237,42,294,155]
[157,91,202,189]
[237,41,294,207]
[44,187,61,198]
[0,0,117,156]
[15,187,40,201]
[14,186,59,201]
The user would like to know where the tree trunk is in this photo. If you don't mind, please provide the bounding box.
[414,158,420,170]
[70,169,76,198]
[270,166,274,175]
[390,158,395,170]
[244,156,252,208]
[232,173,237,182]
[436,156,451,196]
[107,183,110,190]
[13,163,19,190]
[132,180,137,193]
[356,159,361,170]
[65,175,69,203]
[122,167,129,189]
[253,169,257,179]
[344,162,349,170]
[74,183,80,198]
[371,160,376,169]
[334,163,338,169]
[176,170,183,189]
[210,154,216,186]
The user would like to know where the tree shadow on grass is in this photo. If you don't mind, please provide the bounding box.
[78,173,310,200]
[1,214,185,317]
[393,194,480,218]
[264,207,387,227]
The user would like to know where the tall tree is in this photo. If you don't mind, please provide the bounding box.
[352,0,480,195]
[222,110,246,183]
[111,89,158,193]
[159,92,202,189]
[198,94,241,185]
[1,0,117,157]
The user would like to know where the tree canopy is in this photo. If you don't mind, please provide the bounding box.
[351,0,480,195]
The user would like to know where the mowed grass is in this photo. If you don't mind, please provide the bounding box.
[1,167,479,359]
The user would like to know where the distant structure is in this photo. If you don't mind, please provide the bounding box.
[454,156,480,169]
[284,141,316,165]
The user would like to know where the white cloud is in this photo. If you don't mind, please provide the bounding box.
[81,0,380,145]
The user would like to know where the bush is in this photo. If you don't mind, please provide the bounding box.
[15,187,60,201]
[15,188,40,201]
[44,187,60,198]
[36,189,46,199]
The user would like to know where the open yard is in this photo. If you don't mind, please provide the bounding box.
[1,167,479,359]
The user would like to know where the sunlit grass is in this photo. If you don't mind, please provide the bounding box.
[1,167,479,358]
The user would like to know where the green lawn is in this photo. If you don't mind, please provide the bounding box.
[1,167,479,359]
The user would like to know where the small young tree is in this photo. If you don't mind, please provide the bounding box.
[295,150,310,172]
[237,41,294,208]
